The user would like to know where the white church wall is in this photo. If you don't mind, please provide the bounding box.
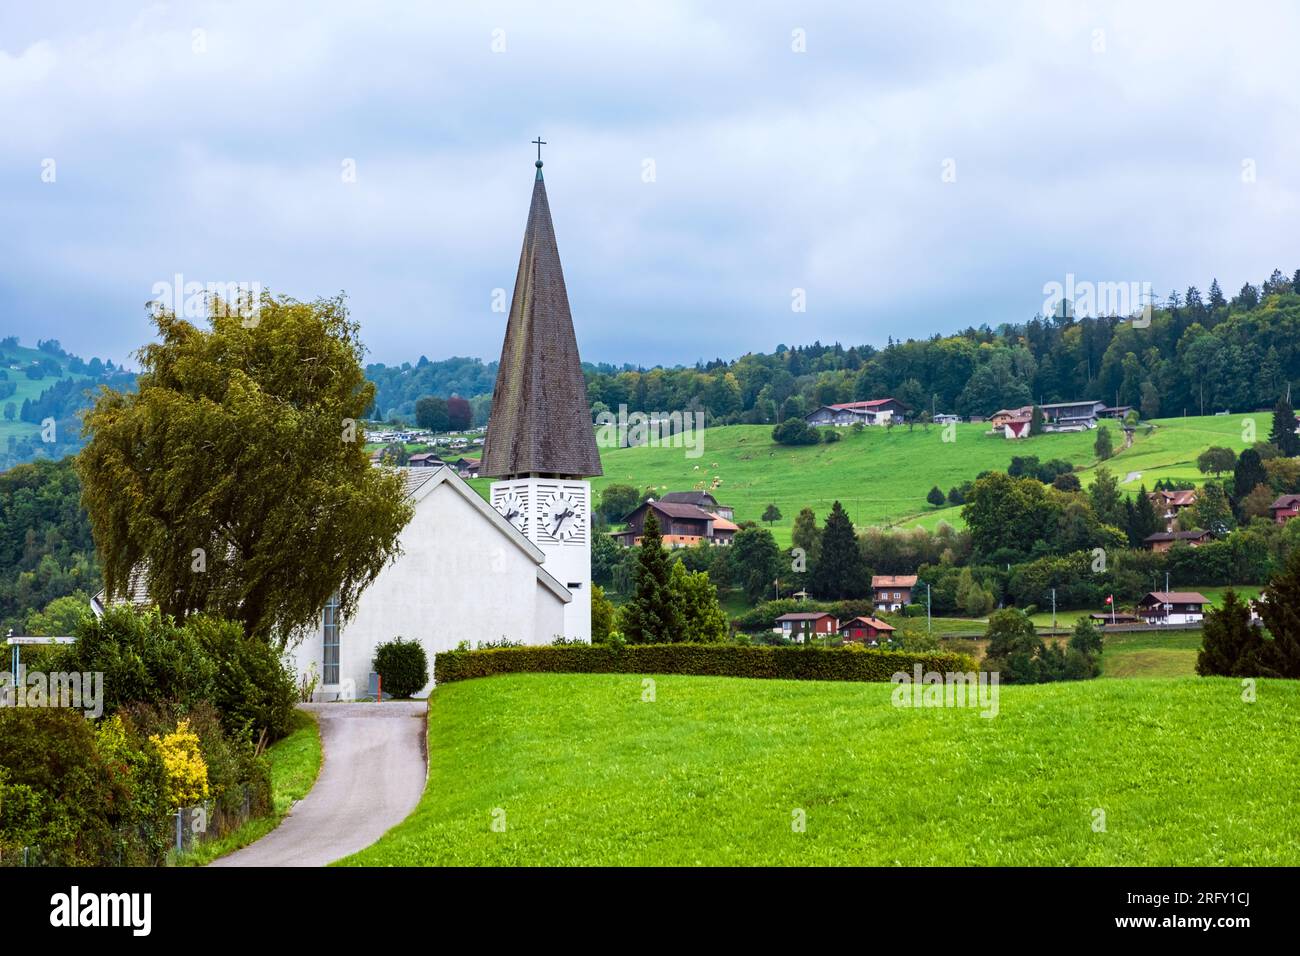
[289,471,568,699]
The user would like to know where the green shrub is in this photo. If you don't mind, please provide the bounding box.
[434,643,978,685]
[373,637,429,698]
[188,615,297,743]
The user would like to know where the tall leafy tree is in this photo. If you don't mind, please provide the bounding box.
[1093,424,1114,461]
[1088,467,1124,528]
[1126,485,1161,546]
[669,561,728,642]
[621,512,682,643]
[414,395,449,431]
[809,501,868,599]
[77,294,412,647]
[727,525,783,603]
[1269,396,1300,457]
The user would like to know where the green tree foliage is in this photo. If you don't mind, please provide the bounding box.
[771,417,819,445]
[371,637,430,698]
[590,583,615,643]
[927,485,945,507]
[1197,446,1237,476]
[1093,424,1114,461]
[1196,589,1266,677]
[620,512,683,643]
[668,561,728,643]
[77,295,413,647]
[791,507,821,567]
[1269,396,1300,456]
[414,395,449,432]
[1088,466,1124,527]
[762,503,782,525]
[1233,448,1268,503]
[1190,481,1234,534]
[981,609,1044,683]
[1258,549,1300,677]
[728,525,783,603]
[0,457,100,634]
[1126,485,1161,547]
[809,501,868,600]
[24,593,91,636]
[599,483,641,523]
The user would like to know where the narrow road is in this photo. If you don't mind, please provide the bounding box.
[211,701,427,867]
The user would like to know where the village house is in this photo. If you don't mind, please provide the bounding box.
[1003,416,1031,439]
[932,413,960,425]
[1100,405,1134,420]
[1269,494,1300,524]
[1143,529,1212,552]
[407,452,445,468]
[1136,591,1210,625]
[612,499,738,548]
[805,398,908,427]
[658,490,734,521]
[774,611,839,642]
[838,615,896,644]
[1148,489,1197,531]
[993,400,1106,439]
[872,574,917,611]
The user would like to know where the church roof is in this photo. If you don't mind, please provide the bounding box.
[480,161,602,479]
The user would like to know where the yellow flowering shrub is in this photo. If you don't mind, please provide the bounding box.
[149,719,209,808]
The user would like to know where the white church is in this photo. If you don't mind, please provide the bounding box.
[290,150,603,698]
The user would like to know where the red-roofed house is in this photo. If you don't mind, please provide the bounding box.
[872,574,917,611]
[839,615,896,644]
[805,398,908,427]
[774,611,839,642]
[1148,489,1198,531]
[1269,494,1300,524]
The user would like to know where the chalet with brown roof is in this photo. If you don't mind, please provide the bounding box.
[612,500,737,548]
[1148,489,1197,531]
[1269,494,1300,524]
[659,490,734,521]
[1143,529,1212,552]
[1136,591,1210,625]
[839,615,896,644]
[872,574,917,611]
[774,611,839,642]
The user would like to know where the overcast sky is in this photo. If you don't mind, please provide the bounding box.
[2,1,1297,369]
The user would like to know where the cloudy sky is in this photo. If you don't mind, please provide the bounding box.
[2,1,1297,369]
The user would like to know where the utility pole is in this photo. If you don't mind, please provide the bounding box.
[927,582,932,637]
[1051,588,1057,631]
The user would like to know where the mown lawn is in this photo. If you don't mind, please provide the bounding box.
[179,708,322,866]
[338,672,1299,866]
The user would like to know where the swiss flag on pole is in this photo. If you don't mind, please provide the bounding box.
[1105,595,1114,605]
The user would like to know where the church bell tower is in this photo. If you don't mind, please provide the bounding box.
[481,142,602,642]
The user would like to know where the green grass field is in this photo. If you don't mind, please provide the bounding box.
[0,344,99,447]
[339,672,1299,867]
[465,415,1258,544]
[176,708,322,866]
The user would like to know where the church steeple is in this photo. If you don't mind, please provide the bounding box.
[481,148,602,479]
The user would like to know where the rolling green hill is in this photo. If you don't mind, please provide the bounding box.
[573,415,1257,544]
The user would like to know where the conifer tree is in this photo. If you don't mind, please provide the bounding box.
[808,500,869,600]
[1269,396,1300,457]
[1197,589,1265,676]
[1259,550,1300,678]
[621,512,682,644]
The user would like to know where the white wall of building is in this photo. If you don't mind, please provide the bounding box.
[290,468,569,699]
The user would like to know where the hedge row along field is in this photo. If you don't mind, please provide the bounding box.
[434,643,979,684]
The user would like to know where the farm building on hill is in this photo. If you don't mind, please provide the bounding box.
[872,574,917,611]
[658,490,734,521]
[1136,591,1210,625]
[991,400,1106,438]
[805,398,908,427]
[612,500,737,548]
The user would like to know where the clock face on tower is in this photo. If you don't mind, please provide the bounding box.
[545,491,583,541]
[495,491,526,532]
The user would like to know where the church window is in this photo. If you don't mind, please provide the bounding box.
[323,593,340,684]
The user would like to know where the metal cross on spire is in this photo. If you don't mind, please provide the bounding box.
[532,136,546,165]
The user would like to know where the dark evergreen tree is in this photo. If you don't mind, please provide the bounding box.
[808,500,869,600]
[1269,396,1300,457]
[1197,589,1266,677]
[621,512,682,644]
[1259,549,1300,678]
[1232,447,1268,503]
[926,485,945,507]
[1208,278,1226,310]
[1126,484,1160,546]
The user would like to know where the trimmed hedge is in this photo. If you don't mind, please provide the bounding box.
[434,643,979,685]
